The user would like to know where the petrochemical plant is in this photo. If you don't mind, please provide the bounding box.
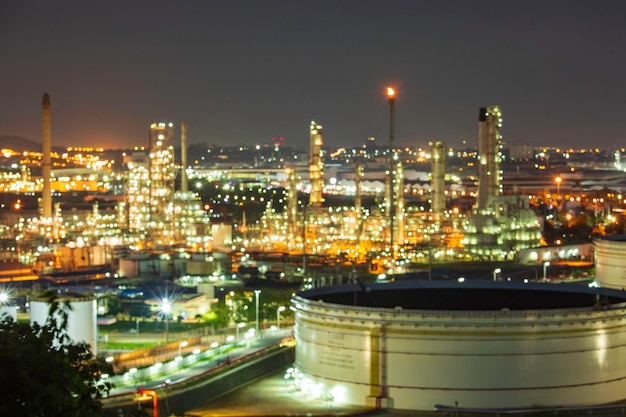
[4,92,626,414]
[0,92,558,283]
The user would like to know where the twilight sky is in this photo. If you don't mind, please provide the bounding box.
[1,0,626,150]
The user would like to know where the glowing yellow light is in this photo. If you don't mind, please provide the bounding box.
[386,87,395,99]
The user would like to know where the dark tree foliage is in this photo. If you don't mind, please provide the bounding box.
[0,294,113,417]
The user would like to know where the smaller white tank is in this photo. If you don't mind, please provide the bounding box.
[0,305,17,322]
[30,295,97,355]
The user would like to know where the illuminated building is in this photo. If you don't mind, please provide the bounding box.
[172,190,211,250]
[147,122,176,245]
[476,106,502,213]
[120,123,211,250]
[430,141,446,223]
[309,121,324,207]
[122,150,150,237]
[464,107,541,259]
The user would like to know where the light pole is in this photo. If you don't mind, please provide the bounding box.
[493,268,501,282]
[235,322,245,342]
[387,86,396,277]
[555,176,562,200]
[177,340,188,361]
[254,289,261,337]
[161,298,171,343]
[543,261,550,280]
[276,306,286,329]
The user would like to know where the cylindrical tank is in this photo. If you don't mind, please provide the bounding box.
[292,280,626,411]
[594,236,626,289]
[0,305,18,322]
[30,295,97,355]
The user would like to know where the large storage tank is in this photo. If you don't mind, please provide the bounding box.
[594,236,626,289]
[30,294,97,355]
[292,280,626,411]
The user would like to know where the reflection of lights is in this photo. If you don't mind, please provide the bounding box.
[596,329,608,367]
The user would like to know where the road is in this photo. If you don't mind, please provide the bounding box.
[104,328,292,397]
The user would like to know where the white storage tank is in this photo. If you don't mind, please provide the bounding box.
[594,236,626,289]
[0,305,17,321]
[292,280,626,411]
[30,294,97,355]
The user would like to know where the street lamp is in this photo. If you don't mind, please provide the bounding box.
[543,261,550,280]
[493,268,501,282]
[555,176,562,198]
[387,86,396,277]
[161,298,171,343]
[276,306,286,329]
[177,340,188,361]
[254,289,261,337]
[236,322,245,342]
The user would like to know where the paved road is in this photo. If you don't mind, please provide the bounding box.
[105,330,290,397]
[187,367,376,417]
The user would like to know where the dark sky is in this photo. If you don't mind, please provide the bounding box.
[2,0,626,150]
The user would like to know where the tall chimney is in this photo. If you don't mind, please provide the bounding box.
[41,93,52,219]
[181,122,188,192]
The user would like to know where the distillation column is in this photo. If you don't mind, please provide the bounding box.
[148,122,176,246]
[355,162,363,212]
[394,160,405,247]
[430,141,446,223]
[180,122,188,192]
[309,121,324,207]
[476,106,503,213]
[287,168,298,251]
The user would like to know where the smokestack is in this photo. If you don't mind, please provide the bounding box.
[181,122,188,192]
[42,93,52,219]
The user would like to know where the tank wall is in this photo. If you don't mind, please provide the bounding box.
[293,297,626,410]
[0,305,18,321]
[595,239,626,289]
[30,299,97,355]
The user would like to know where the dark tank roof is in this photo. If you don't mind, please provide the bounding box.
[297,280,626,311]
[596,235,626,242]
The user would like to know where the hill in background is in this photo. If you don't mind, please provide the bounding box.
[0,136,42,152]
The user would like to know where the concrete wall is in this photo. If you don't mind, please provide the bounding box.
[105,347,294,416]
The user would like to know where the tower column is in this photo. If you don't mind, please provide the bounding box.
[41,93,52,220]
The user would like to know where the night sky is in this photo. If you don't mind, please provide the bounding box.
[2,0,626,150]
